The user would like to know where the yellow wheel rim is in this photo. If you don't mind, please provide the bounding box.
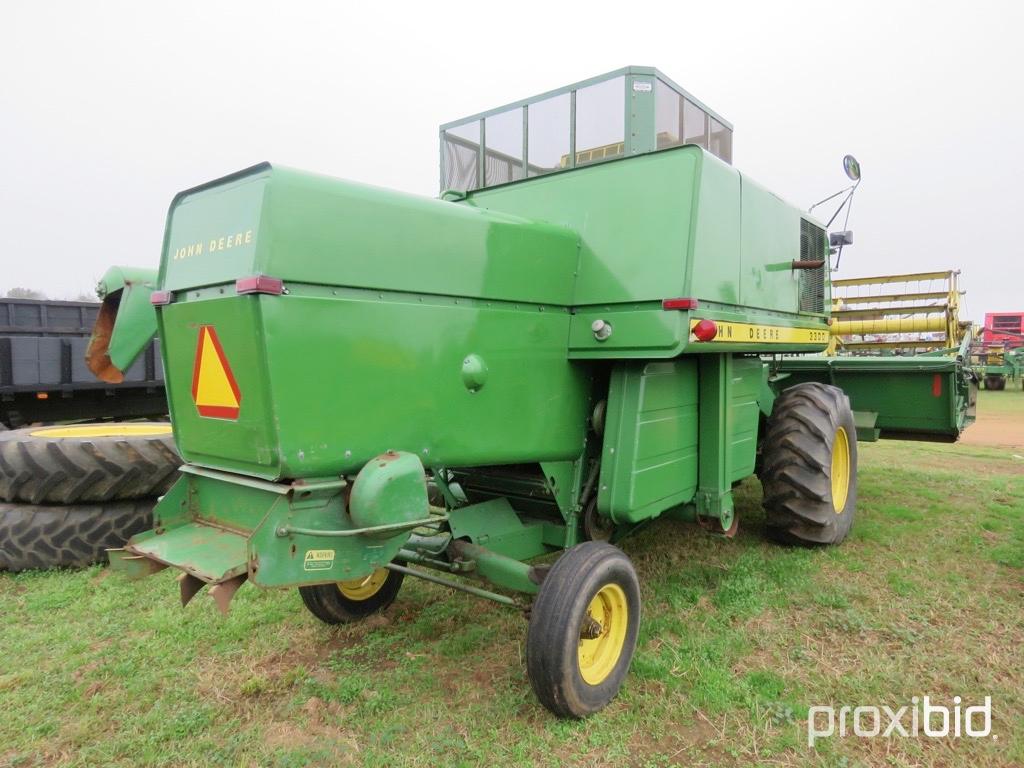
[337,568,389,601]
[831,426,851,513]
[29,424,173,439]
[577,583,629,685]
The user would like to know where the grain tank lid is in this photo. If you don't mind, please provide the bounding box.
[168,162,274,210]
[160,163,274,293]
[160,161,580,306]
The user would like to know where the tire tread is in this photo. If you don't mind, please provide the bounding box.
[526,541,641,718]
[759,382,857,545]
[0,424,180,504]
[0,499,154,571]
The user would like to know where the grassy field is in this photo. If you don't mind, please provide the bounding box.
[1,391,1022,768]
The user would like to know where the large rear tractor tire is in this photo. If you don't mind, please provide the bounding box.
[299,566,405,624]
[984,375,1006,391]
[0,423,180,505]
[526,541,640,718]
[0,499,154,571]
[760,382,857,545]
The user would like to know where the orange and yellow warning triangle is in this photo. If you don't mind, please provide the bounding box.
[191,325,241,419]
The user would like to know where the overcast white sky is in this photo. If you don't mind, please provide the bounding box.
[1,1,1021,322]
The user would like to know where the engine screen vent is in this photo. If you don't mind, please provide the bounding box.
[799,219,827,313]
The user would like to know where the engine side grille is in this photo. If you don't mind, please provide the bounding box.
[799,219,827,313]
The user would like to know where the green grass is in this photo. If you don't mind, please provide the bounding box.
[975,386,1024,417]
[1,392,1023,767]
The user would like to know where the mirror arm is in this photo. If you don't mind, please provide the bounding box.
[808,184,855,214]
[825,185,856,228]
[830,179,860,270]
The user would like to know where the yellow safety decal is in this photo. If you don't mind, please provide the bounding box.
[191,325,242,419]
[303,550,335,571]
[690,319,829,345]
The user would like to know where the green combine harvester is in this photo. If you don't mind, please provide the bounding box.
[91,67,974,718]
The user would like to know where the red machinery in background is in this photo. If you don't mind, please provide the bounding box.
[973,312,1024,391]
[983,312,1024,349]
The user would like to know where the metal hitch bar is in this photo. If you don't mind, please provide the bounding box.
[384,562,521,607]
[275,513,449,538]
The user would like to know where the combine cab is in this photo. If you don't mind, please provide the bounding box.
[91,66,975,718]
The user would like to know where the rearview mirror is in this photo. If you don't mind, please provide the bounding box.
[843,155,861,182]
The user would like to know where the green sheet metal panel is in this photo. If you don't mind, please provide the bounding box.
[466,148,699,306]
[598,359,699,523]
[447,498,550,562]
[158,295,277,474]
[687,154,741,306]
[94,266,160,373]
[693,354,763,522]
[159,288,590,480]
[728,356,763,482]
[162,163,580,307]
[259,290,589,477]
[160,169,268,292]
[738,177,806,312]
[130,521,248,583]
[157,164,593,481]
[129,470,409,588]
[566,304,829,359]
[566,307,682,356]
[468,146,827,318]
[467,147,830,360]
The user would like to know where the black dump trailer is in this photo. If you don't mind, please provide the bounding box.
[0,298,167,427]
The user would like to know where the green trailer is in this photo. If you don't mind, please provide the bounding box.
[93,67,974,718]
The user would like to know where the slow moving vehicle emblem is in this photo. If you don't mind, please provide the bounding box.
[191,325,241,419]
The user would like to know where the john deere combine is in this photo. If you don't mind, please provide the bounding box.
[93,67,974,717]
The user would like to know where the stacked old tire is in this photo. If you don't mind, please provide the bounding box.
[0,423,180,571]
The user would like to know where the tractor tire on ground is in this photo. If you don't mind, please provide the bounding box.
[760,382,857,546]
[0,499,154,571]
[299,566,405,624]
[0,423,180,505]
[526,541,640,718]
[984,375,1006,391]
